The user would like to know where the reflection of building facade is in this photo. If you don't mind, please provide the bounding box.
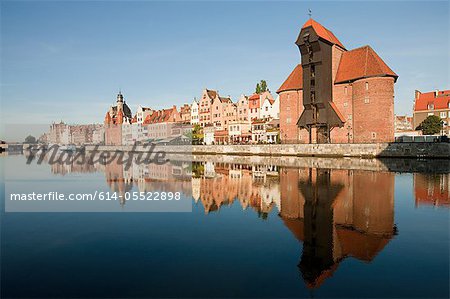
[414,173,450,207]
[279,168,395,288]
[40,155,450,291]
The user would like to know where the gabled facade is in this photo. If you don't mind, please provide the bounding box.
[237,95,249,122]
[180,104,191,123]
[199,89,217,127]
[191,99,199,125]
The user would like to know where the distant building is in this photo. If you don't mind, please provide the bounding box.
[211,95,233,130]
[277,19,397,143]
[199,89,216,127]
[49,121,71,144]
[38,133,48,144]
[248,91,273,121]
[203,126,215,145]
[180,104,191,123]
[135,105,153,124]
[92,126,105,144]
[228,120,251,144]
[260,95,279,120]
[191,99,199,125]
[144,106,182,140]
[395,115,414,132]
[251,120,267,143]
[214,129,228,144]
[413,89,450,135]
[104,92,133,145]
[236,95,249,122]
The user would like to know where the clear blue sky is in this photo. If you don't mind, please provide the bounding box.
[1,1,449,133]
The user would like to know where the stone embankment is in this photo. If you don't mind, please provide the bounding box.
[85,143,450,159]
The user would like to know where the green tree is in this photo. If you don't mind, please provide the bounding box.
[24,135,37,144]
[255,80,268,94]
[255,83,261,94]
[187,124,203,145]
[417,115,443,135]
[260,80,267,92]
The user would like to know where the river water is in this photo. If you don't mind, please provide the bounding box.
[0,154,448,298]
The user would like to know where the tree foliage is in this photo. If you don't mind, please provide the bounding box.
[186,124,204,144]
[255,80,268,94]
[24,135,37,144]
[417,115,443,135]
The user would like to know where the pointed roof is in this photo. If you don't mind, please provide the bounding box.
[335,46,398,84]
[302,19,345,49]
[277,64,303,93]
[206,89,217,99]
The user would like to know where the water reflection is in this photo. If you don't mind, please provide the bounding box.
[281,168,395,288]
[30,154,449,290]
[414,173,450,207]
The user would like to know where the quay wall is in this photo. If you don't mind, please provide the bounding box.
[83,143,450,159]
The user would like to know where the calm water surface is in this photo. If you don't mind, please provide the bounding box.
[0,154,449,298]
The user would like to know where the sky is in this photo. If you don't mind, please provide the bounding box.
[1,0,449,139]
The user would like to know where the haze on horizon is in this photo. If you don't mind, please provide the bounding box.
[1,1,449,140]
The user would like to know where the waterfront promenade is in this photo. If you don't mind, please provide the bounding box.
[83,142,450,159]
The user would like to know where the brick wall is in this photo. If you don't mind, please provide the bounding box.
[332,83,353,143]
[279,90,309,143]
[352,77,395,143]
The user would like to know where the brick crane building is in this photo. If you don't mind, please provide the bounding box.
[278,19,398,143]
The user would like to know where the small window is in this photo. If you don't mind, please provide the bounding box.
[343,102,348,108]
[364,97,370,104]
[371,132,377,139]
[344,86,348,95]
[286,118,292,124]
[428,104,434,110]
[365,82,369,91]
[348,114,352,120]
[440,112,447,118]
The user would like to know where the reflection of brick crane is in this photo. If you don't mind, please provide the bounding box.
[296,19,346,143]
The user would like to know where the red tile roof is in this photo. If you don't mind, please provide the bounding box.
[144,107,179,124]
[302,19,345,49]
[414,90,450,111]
[248,94,260,100]
[335,46,398,84]
[277,64,303,93]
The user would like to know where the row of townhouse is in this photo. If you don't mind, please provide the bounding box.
[104,92,191,145]
[192,89,279,129]
[103,88,281,146]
